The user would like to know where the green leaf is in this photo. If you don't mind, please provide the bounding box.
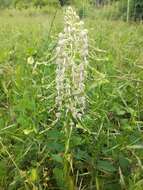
[0,160,7,176]
[53,168,65,188]
[23,128,34,135]
[119,155,130,169]
[29,168,38,182]
[97,160,116,173]
[127,144,143,149]
[51,154,63,164]
[47,129,62,139]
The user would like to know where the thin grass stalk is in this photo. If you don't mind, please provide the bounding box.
[127,0,130,22]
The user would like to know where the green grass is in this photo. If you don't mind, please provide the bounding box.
[0,5,143,190]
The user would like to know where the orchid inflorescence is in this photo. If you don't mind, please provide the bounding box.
[55,6,88,119]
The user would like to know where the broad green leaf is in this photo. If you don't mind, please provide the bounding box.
[51,154,63,163]
[97,160,116,173]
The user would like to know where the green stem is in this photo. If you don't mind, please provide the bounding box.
[63,120,75,190]
[127,0,130,22]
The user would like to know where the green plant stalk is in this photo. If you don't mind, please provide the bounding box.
[63,120,75,190]
[127,0,130,22]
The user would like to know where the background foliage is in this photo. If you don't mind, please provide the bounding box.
[0,0,143,20]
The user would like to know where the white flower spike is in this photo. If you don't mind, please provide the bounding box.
[55,6,88,120]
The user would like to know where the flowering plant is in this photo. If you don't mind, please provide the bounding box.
[55,6,88,120]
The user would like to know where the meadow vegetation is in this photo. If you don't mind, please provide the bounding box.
[0,1,143,190]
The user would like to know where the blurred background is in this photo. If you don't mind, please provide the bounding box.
[0,0,143,22]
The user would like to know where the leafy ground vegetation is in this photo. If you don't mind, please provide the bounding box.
[0,1,143,190]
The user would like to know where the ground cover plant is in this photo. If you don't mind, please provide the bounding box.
[0,1,143,190]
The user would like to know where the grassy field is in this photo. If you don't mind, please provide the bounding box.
[0,5,143,190]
